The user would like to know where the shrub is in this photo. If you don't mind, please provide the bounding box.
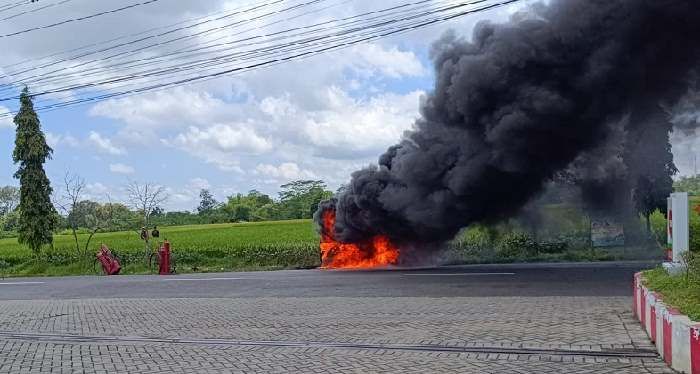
[496,232,538,258]
[683,251,700,285]
[538,241,568,254]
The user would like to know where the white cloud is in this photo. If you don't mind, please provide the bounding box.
[45,132,79,149]
[188,177,211,190]
[254,162,316,181]
[167,124,272,172]
[89,131,126,156]
[89,88,230,129]
[109,163,135,175]
[301,88,423,158]
[0,106,12,129]
[351,44,427,78]
[85,182,109,195]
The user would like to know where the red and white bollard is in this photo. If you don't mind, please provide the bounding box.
[634,272,642,320]
[647,292,658,343]
[656,302,667,359]
[691,325,700,374]
[664,308,676,366]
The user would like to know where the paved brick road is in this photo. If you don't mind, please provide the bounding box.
[0,295,673,373]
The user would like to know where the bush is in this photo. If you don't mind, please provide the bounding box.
[496,232,538,258]
[649,210,668,246]
[538,241,568,254]
[683,251,700,284]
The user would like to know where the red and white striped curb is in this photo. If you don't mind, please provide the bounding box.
[635,271,699,373]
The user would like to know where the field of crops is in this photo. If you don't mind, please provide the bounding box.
[0,219,321,276]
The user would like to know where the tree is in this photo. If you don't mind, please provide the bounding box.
[100,202,134,231]
[12,87,58,255]
[278,180,333,219]
[54,173,117,262]
[55,172,86,259]
[69,200,101,228]
[81,198,116,258]
[126,181,168,258]
[675,176,700,195]
[0,186,20,216]
[222,190,274,222]
[197,189,217,214]
[625,107,678,233]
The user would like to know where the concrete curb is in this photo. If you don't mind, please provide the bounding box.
[635,271,699,373]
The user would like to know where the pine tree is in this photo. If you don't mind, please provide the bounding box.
[12,87,58,255]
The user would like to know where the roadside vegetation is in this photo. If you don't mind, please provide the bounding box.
[642,176,700,321]
[643,263,700,321]
[0,220,320,277]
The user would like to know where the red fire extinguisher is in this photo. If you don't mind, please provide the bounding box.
[159,240,171,275]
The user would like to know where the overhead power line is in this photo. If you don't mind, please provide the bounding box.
[2,0,425,91]
[1,0,457,99]
[0,1,31,15]
[0,0,165,39]
[0,0,521,118]
[0,0,289,80]
[1,0,73,21]
[0,0,271,73]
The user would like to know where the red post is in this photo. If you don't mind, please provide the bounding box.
[159,240,171,275]
[692,325,700,374]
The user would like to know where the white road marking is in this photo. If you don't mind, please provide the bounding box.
[161,277,247,282]
[402,273,515,276]
[0,281,46,285]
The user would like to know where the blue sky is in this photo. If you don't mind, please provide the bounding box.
[2,0,694,211]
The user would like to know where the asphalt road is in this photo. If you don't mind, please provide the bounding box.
[0,261,656,300]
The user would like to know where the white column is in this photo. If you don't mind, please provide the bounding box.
[671,192,690,263]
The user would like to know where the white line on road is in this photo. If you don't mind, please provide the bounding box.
[402,273,515,276]
[0,281,46,285]
[161,277,247,282]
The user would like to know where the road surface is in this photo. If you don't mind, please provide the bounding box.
[0,262,672,373]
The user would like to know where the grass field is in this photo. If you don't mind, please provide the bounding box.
[0,220,321,277]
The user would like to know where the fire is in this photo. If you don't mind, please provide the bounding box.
[320,209,400,269]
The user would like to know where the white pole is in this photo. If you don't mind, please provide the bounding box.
[671,192,689,263]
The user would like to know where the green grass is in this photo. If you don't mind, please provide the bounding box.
[0,219,321,277]
[643,267,700,321]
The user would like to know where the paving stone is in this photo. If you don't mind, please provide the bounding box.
[0,296,672,373]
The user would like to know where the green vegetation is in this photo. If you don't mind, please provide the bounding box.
[642,181,700,321]
[674,175,700,196]
[0,220,320,277]
[644,265,700,321]
[447,224,615,265]
[12,88,58,255]
[650,195,700,252]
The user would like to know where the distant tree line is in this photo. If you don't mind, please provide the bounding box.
[0,179,334,237]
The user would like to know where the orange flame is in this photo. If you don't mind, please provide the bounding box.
[320,209,400,269]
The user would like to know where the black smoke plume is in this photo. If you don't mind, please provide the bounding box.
[317,0,700,249]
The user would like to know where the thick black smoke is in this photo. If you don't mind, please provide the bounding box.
[317,0,700,248]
